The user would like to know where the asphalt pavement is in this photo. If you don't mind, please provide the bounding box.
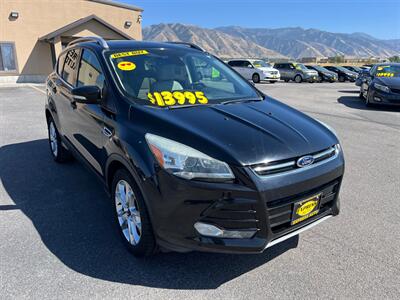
[0,82,399,299]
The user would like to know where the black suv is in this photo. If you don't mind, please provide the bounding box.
[46,37,344,256]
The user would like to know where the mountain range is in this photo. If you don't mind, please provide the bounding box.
[143,23,400,59]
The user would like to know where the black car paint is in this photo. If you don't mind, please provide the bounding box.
[305,65,337,82]
[45,40,344,254]
[360,63,400,106]
[324,66,357,82]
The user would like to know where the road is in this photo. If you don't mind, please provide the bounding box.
[1,82,399,299]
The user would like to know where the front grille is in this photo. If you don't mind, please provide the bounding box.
[391,88,400,94]
[270,71,278,75]
[252,145,339,176]
[266,179,340,234]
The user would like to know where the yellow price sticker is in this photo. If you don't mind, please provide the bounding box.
[111,50,149,59]
[376,72,394,77]
[147,91,209,106]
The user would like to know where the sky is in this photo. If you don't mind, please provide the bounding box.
[121,0,400,39]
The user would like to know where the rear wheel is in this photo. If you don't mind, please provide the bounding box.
[47,119,71,163]
[252,73,260,83]
[112,169,156,257]
[294,75,302,83]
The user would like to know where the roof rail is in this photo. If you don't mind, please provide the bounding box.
[68,36,109,49]
[166,41,204,52]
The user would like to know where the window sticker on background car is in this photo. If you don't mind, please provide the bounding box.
[110,50,149,59]
[147,91,209,106]
[117,61,136,71]
[376,72,394,77]
[377,66,389,71]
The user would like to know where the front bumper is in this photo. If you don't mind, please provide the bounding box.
[263,74,280,81]
[145,150,344,254]
[304,74,319,82]
[369,89,400,106]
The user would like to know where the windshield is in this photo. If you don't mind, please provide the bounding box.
[311,65,329,72]
[294,63,309,71]
[252,60,271,68]
[107,48,262,107]
[335,66,353,73]
[375,65,400,77]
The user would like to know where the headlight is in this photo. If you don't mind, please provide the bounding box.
[374,83,390,93]
[145,133,235,180]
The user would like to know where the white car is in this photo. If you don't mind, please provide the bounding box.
[227,59,280,83]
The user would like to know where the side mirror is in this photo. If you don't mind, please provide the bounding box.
[71,86,101,104]
[247,64,253,68]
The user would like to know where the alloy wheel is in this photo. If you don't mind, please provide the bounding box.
[49,121,58,157]
[115,180,142,245]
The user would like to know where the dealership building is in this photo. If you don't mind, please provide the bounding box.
[0,0,143,83]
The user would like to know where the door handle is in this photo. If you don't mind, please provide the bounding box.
[102,126,113,138]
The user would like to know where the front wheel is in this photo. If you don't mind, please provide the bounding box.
[294,75,302,83]
[112,169,157,257]
[48,119,71,163]
[252,73,260,83]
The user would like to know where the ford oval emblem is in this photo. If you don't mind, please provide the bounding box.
[297,155,314,168]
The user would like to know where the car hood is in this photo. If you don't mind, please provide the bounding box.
[135,98,338,166]
[257,67,279,72]
[374,77,400,89]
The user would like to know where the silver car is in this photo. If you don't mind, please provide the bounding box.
[227,59,280,83]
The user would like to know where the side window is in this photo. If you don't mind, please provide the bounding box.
[369,66,377,76]
[77,49,105,90]
[228,61,238,67]
[57,52,66,75]
[274,64,281,69]
[62,48,81,86]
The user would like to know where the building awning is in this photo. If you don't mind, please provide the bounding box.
[39,14,133,43]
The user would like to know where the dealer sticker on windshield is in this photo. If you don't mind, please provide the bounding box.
[291,194,321,225]
[110,50,149,59]
[147,91,209,106]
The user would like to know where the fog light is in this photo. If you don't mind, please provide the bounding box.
[194,222,257,239]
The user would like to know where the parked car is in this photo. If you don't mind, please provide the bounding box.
[342,66,362,73]
[360,64,373,70]
[305,65,338,82]
[227,59,280,83]
[355,69,370,86]
[324,66,358,82]
[359,63,400,106]
[46,37,344,256]
[274,62,319,83]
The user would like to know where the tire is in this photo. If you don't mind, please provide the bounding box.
[365,90,373,107]
[112,169,156,257]
[359,89,365,99]
[284,79,290,83]
[252,73,260,83]
[294,75,302,83]
[47,118,71,163]
[338,75,345,82]
[269,80,276,84]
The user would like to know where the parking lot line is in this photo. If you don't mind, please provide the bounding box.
[29,84,46,95]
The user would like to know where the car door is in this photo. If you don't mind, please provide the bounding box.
[68,48,108,176]
[278,63,289,79]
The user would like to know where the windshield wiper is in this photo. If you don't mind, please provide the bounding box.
[168,104,209,109]
[220,98,263,105]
